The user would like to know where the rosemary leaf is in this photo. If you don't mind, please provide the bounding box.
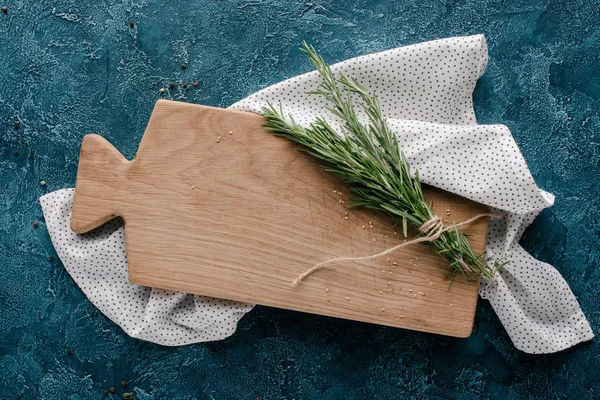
[262,41,499,282]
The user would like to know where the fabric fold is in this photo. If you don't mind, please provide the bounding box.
[40,189,253,346]
[40,34,592,353]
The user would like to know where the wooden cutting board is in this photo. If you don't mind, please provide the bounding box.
[71,100,489,338]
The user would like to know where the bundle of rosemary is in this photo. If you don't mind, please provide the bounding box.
[262,42,503,286]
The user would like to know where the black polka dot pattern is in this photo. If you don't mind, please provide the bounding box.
[481,204,593,353]
[39,35,592,352]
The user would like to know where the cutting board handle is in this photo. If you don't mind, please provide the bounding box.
[71,134,130,234]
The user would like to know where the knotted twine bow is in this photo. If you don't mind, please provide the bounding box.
[293,213,501,285]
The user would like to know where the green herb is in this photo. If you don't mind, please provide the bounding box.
[262,42,502,284]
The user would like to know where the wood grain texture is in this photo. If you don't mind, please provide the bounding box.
[71,100,490,338]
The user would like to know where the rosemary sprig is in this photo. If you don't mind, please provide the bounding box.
[262,42,498,283]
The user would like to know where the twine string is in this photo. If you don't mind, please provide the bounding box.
[293,213,500,286]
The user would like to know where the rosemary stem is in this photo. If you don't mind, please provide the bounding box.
[262,41,499,282]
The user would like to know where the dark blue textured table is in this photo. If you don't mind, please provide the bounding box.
[1,1,598,398]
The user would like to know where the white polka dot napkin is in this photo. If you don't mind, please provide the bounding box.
[40,34,593,353]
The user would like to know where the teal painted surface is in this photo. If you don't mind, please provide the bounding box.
[0,0,599,398]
